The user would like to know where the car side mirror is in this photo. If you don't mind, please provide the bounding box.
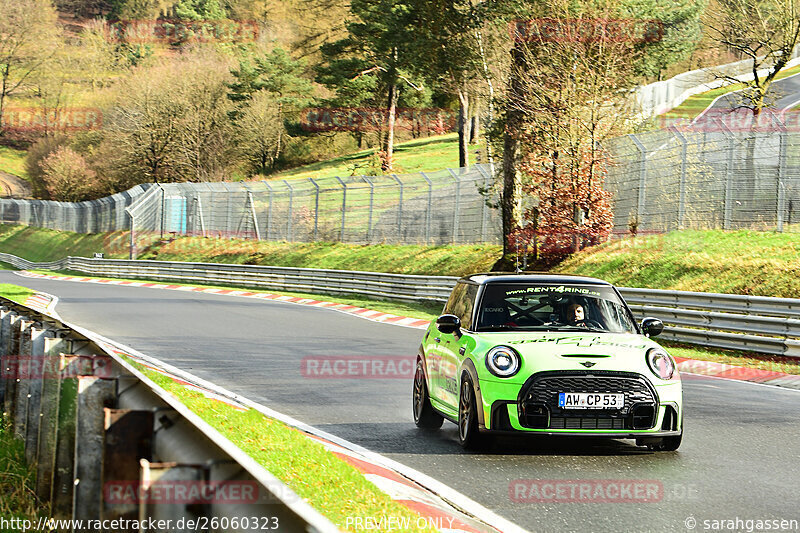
[641,317,664,337]
[436,314,461,335]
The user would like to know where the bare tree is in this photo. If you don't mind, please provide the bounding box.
[0,0,61,135]
[705,0,800,112]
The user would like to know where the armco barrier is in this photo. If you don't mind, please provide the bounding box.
[0,295,339,531]
[3,252,799,358]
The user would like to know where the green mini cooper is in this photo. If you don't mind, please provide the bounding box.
[413,273,682,451]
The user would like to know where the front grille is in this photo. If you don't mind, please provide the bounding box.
[518,371,658,430]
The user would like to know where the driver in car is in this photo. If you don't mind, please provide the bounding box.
[567,303,589,327]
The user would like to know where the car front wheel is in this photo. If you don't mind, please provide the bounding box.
[458,375,485,449]
[413,360,444,429]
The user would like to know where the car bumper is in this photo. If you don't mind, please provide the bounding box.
[478,375,682,435]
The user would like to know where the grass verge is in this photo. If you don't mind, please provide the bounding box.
[269,133,482,181]
[122,356,432,532]
[556,229,800,298]
[140,238,500,277]
[0,422,44,523]
[0,147,28,180]
[0,225,130,262]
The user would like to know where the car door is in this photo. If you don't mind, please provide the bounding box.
[425,283,465,409]
[439,283,478,410]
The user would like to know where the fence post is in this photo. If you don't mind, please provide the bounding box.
[363,176,374,243]
[247,192,261,241]
[391,174,403,241]
[447,168,461,243]
[128,214,136,260]
[334,176,346,242]
[718,120,734,230]
[262,181,273,240]
[160,187,166,239]
[283,180,294,241]
[670,127,688,229]
[420,172,433,244]
[308,178,320,241]
[628,134,647,229]
[196,197,207,237]
[772,114,787,232]
[476,165,492,242]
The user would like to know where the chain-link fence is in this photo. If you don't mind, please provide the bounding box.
[0,165,500,256]
[0,184,153,233]
[605,116,800,234]
[126,164,500,257]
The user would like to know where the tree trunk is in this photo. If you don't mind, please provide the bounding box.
[384,83,398,171]
[458,89,470,169]
[500,43,527,258]
[470,107,480,145]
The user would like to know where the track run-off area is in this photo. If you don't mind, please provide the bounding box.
[3,270,799,533]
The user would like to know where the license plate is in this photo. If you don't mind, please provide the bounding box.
[558,392,624,409]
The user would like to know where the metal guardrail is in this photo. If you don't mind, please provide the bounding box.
[0,295,339,532]
[3,252,799,357]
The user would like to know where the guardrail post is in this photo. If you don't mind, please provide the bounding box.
[363,176,374,243]
[52,356,79,518]
[36,337,71,502]
[74,376,117,521]
[334,176,346,242]
[308,178,320,241]
[102,408,154,521]
[24,326,50,465]
[283,180,294,242]
[12,319,34,439]
[391,174,403,241]
[138,461,206,524]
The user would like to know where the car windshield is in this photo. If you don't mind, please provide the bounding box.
[475,283,637,334]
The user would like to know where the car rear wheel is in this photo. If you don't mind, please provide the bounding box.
[458,375,486,449]
[413,360,444,429]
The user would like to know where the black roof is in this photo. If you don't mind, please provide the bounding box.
[460,272,612,286]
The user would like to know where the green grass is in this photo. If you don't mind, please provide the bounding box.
[141,237,500,277]
[269,133,483,181]
[0,283,35,304]
[0,422,44,523]
[663,63,800,120]
[124,357,432,532]
[0,147,28,180]
[557,229,800,298]
[0,225,131,262]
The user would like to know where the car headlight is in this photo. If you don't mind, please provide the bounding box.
[646,348,676,380]
[486,346,521,378]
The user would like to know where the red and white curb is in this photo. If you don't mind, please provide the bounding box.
[23,291,60,319]
[16,271,430,329]
[16,269,800,392]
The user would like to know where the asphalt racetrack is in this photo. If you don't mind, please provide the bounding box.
[4,271,798,532]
